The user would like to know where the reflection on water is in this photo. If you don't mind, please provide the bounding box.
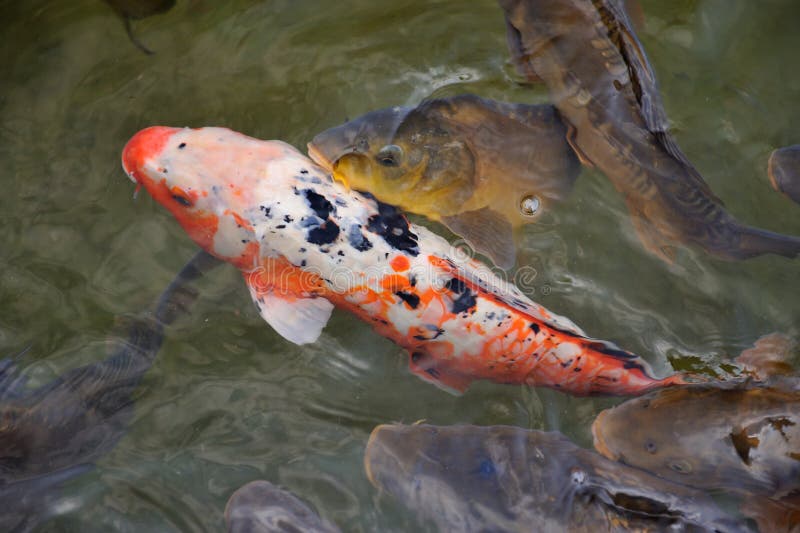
[1,0,798,530]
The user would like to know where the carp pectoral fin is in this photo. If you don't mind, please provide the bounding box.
[441,207,516,270]
[628,212,677,264]
[244,277,334,345]
[564,122,595,168]
[736,332,797,379]
[408,351,472,394]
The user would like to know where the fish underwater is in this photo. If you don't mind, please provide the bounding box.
[0,250,217,531]
[500,0,800,263]
[364,423,749,532]
[104,0,176,55]
[308,94,581,269]
[121,125,686,396]
[225,480,339,533]
[592,333,800,498]
[768,145,800,206]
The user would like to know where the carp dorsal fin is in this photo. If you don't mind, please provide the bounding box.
[503,16,543,84]
[244,273,334,345]
[736,333,797,380]
[442,207,516,270]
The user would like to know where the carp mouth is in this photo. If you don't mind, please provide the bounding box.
[307,142,334,171]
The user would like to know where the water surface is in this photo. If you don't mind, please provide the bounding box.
[1,0,799,530]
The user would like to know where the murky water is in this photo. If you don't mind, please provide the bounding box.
[1,0,799,530]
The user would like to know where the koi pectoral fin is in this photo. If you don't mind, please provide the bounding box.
[442,207,516,270]
[407,351,473,395]
[244,273,334,345]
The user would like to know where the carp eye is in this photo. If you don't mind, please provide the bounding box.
[644,439,657,454]
[169,187,193,207]
[377,144,403,167]
[519,194,541,217]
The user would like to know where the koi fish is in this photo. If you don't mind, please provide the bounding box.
[121,125,686,396]
[308,94,581,269]
[225,480,339,533]
[0,250,218,531]
[592,333,800,498]
[364,423,749,532]
[501,0,800,262]
[768,145,800,206]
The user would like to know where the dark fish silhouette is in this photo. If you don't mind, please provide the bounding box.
[592,333,800,499]
[308,95,581,269]
[365,423,749,532]
[225,480,339,533]
[104,0,176,55]
[769,145,800,206]
[0,251,219,531]
[500,0,800,262]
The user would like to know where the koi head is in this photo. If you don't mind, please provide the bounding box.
[122,126,300,269]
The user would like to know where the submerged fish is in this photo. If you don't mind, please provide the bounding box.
[308,94,581,269]
[0,250,218,531]
[592,334,800,498]
[225,480,339,533]
[121,125,685,396]
[364,423,748,532]
[768,145,800,206]
[501,0,800,262]
[104,0,176,55]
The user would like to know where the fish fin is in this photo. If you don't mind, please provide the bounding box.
[244,273,334,345]
[722,223,800,260]
[441,207,516,270]
[504,16,543,83]
[122,16,155,55]
[564,122,595,168]
[627,209,678,263]
[736,333,797,379]
[0,346,32,400]
[407,351,472,394]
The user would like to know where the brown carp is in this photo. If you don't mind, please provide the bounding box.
[500,0,800,262]
[365,423,749,532]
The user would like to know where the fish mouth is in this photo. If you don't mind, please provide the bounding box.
[363,424,388,487]
[307,142,334,171]
[122,126,178,183]
[590,410,619,461]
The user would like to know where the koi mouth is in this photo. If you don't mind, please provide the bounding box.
[122,126,178,183]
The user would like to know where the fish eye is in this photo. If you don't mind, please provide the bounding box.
[377,144,403,167]
[644,439,657,454]
[519,194,541,217]
[169,186,193,207]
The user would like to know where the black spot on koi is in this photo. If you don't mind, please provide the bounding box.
[366,200,419,256]
[396,291,420,309]
[445,277,477,314]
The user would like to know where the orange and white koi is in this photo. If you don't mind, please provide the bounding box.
[121,126,685,396]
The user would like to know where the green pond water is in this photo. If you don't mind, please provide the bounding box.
[1,0,799,530]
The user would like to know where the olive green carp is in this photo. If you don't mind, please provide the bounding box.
[309,94,581,269]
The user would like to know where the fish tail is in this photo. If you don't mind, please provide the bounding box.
[725,224,800,260]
